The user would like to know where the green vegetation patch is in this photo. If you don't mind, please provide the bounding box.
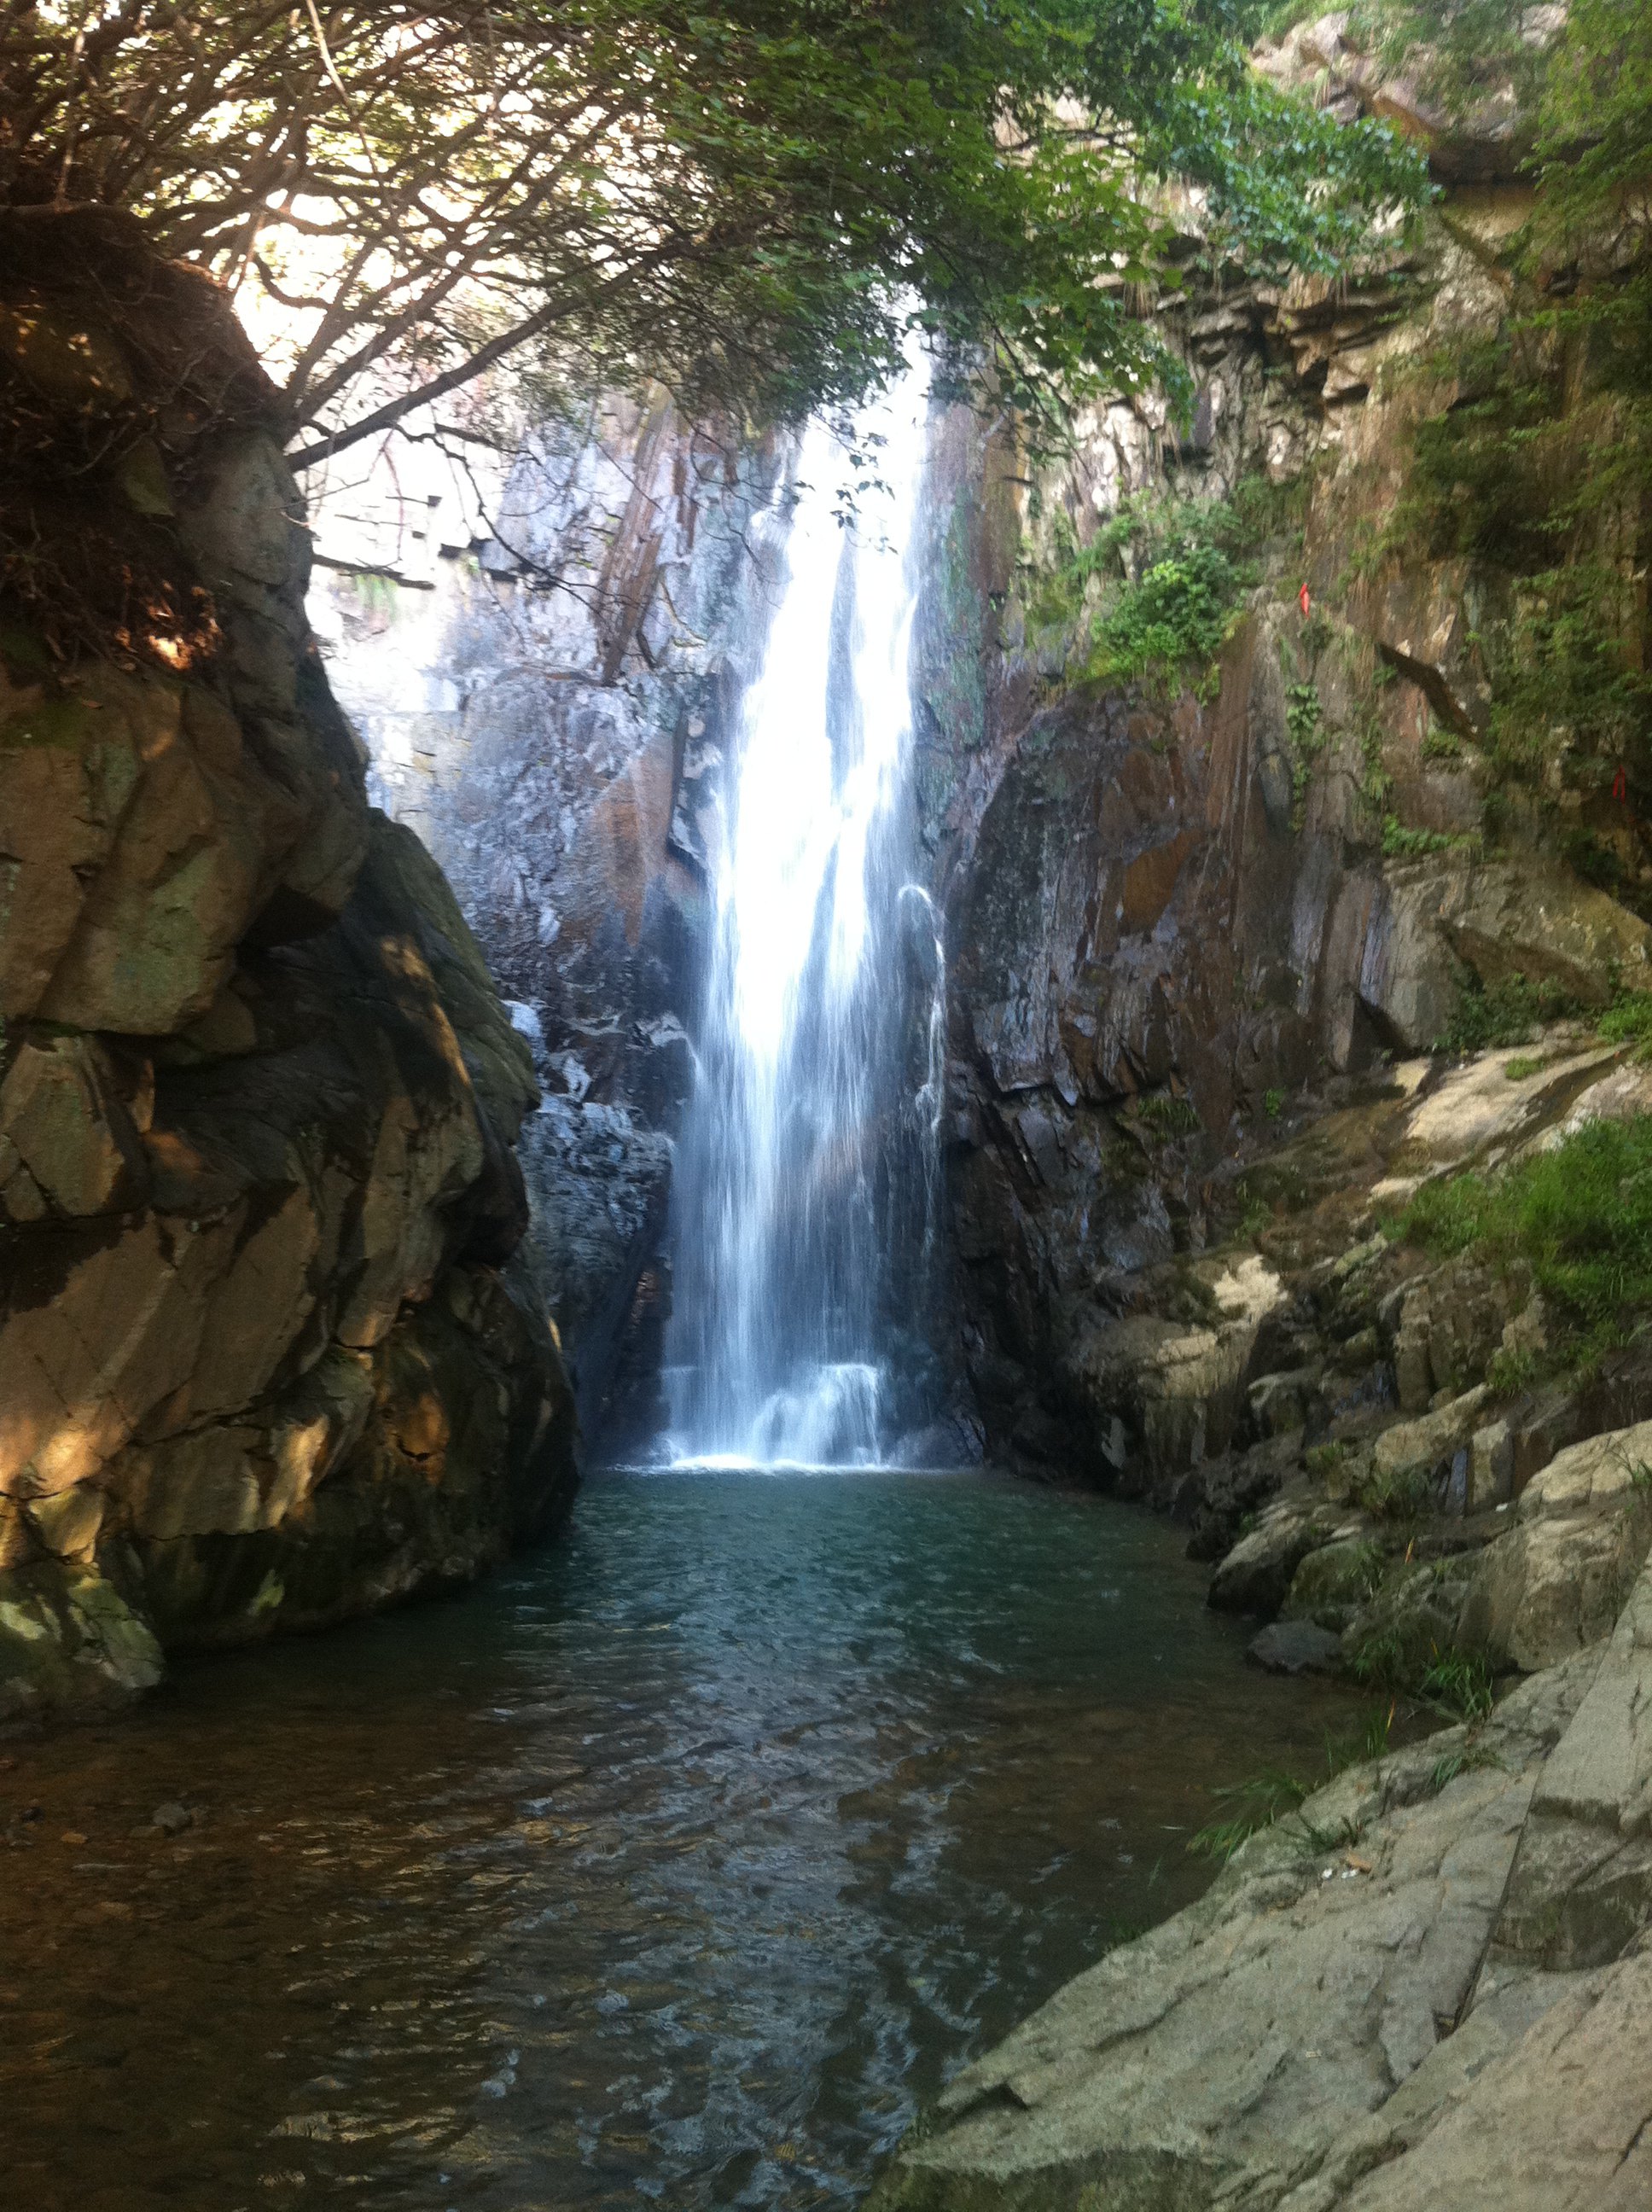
[1089,538,1244,695]
[1382,818,1479,860]
[1599,992,1652,1056]
[1135,1091,1202,1139]
[1435,973,1578,1053]
[1420,1649,1496,1722]
[1394,1113,1652,1359]
[1352,1462,1439,1522]
[1027,475,1310,701]
[1285,682,1326,830]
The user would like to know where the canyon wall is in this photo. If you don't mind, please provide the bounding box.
[926,16,1652,1483]
[0,211,575,1726]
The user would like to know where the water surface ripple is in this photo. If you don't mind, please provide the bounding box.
[2,1470,1362,2210]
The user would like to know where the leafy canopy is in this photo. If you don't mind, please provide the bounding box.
[1,2,1423,462]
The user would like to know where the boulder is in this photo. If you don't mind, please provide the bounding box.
[1210,1499,1364,1615]
[1370,1385,1488,1489]
[1486,1562,1652,1978]
[1356,856,1652,1055]
[1065,1257,1286,1487]
[1466,1418,1514,1512]
[1445,862,1652,1009]
[1461,1420,1652,1671]
[867,1652,1601,2212]
[1248,1619,1343,1675]
[0,212,576,1726]
[0,1558,164,1721]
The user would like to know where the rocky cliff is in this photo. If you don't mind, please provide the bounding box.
[924,11,1649,1486]
[869,12,1652,2201]
[312,397,780,1446]
[0,210,576,1726]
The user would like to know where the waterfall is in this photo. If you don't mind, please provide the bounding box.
[663,354,940,1467]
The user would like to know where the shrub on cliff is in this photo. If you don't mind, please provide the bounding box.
[1380,0,1652,812]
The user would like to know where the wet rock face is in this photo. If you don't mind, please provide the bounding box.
[944,649,1315,1443]
[314,397,778,1443]
[0,215,575,1727]
[931,156,1652,1472]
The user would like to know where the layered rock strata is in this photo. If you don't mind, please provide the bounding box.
[0,211,575,1726]
[923,19,1650,1483]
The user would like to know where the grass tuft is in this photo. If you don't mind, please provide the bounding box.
[1352,1463,1437,1522]
[1394,1114,1652,1358]
[1435,973,1578,1053]
[1189,1707,1394,1861]
[1420,1649,1495,1721]
[1599,992,1652,1057]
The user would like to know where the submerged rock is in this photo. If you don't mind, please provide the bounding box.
[1248,1619,1342,1675]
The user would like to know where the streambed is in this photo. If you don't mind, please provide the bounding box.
[3,1469,1364,2209]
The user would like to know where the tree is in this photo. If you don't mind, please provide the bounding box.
[1372,0,1652,814]
[1,2,1423,465]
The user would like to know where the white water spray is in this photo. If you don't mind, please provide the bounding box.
[664,353,941,1466]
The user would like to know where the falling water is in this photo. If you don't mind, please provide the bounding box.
[664,355,942,1466]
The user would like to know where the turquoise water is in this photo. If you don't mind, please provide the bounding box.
[2,1470,1362,2209]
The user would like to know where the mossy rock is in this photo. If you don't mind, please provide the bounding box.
[0,1558,163,1721]
[1283,1538,1386,1632]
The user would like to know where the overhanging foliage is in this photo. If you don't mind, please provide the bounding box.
[0,2,1425,461]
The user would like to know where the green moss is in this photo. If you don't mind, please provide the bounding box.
[1382,816,1479,859]
[0,695,102,751]
[1136,1092,1201,1138]
[1023,474,1307,699]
